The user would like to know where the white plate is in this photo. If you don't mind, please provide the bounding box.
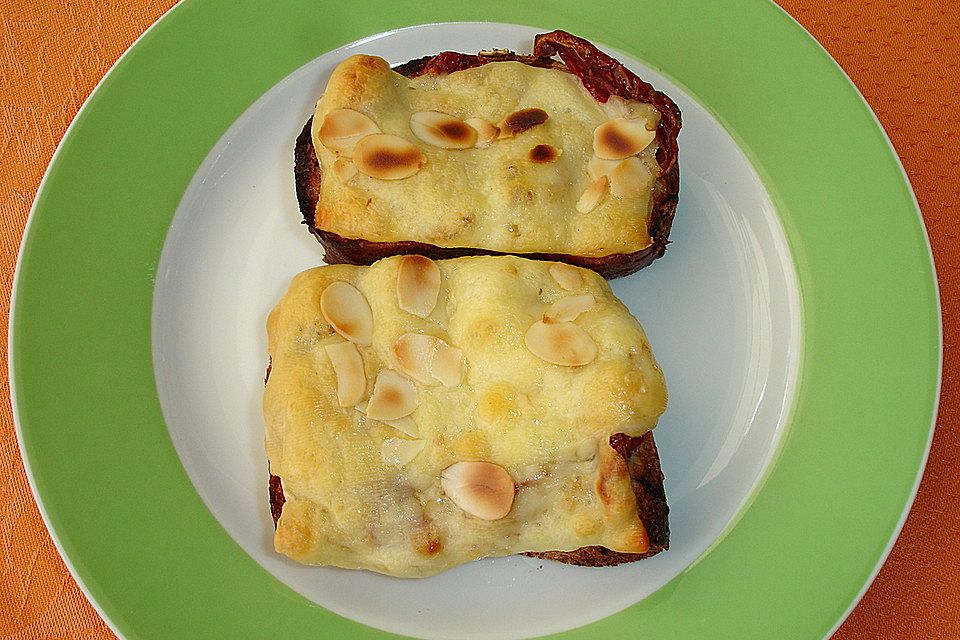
[152,22,800,640]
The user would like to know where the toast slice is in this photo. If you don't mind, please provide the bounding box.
[295,30,681,278]
[264,255,669,576]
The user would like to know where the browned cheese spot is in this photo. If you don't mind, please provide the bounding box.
[420,536,444,556]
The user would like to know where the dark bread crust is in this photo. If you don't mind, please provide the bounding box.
[267,431,669,567]
[294,32,681,279]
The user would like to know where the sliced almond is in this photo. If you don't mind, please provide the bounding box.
[549,263,584,291]
[528,144,560,163]
[465,117,500,147]
[332,157,358,183]
[576,176,607,213]
[441,461,515,520]
[394,333,462,388]
[382,438,425,466]
[396,255,441,317]
[543,294,596,323]
[609,156,647,198]
[593,117,656,160]
[602,95,635,119]
[384,416,420,438]
[324,341,366,407]
[366,369,418,421]
[354,134,425,180]
[603,95,649,120]
[587,155,622,181]
[429,339,463,388]
[604,96,661,128]
[318,108,380,157]
[355,401,420,437]
[410,111,477,149]
[393,333,441,385]
[498,108,548,139]
[524,320,597,367]
[320,281,373,346]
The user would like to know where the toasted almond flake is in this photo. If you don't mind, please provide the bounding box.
[498,108,549,139]
[549,263,584,291]
[355,401,420,437]
[593,118,656,160]
[410,111,477,149]
[332,157,358,183]
[603,95,651,121]
[441,461,515,520]
[543,294,596,323]
[465,117,500,147]
[354,134,424,180]
[318,109,380,157]
[587,156,622,181]
[366,369,418,420]
[393,333,462,388]
[603,95,635,119]
[385,416,420,438]
[393,333,441,385]
[429,339,463,388]
[324,341,366,407]
[396,255,441,317]
[382,438,425,466]
[609,156,647,198]
[576,176,607,213]
[524,320,597,366]
[320,281,373,346]
[604,96,661,128]
[528,144,560,163]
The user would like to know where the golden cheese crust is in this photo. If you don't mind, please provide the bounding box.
[295,34,681,278]
[313,56,658,255]
[263,255,669,577]
[268,427,670,568]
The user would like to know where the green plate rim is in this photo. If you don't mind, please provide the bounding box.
[9,0,941,638]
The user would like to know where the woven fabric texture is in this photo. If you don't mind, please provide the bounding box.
[1,1,956,638]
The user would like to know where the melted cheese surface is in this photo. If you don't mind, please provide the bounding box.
[312,56,661,257]
[263,256,667,577]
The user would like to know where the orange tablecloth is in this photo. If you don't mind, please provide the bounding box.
[2,1,956,637]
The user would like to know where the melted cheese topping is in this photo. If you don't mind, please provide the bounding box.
[312,56,662,257]
[263,256,667,577]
